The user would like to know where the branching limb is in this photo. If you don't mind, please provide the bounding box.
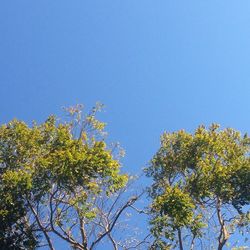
[26,199,55,250]
[49,189,85,250]
[89,196,138,250]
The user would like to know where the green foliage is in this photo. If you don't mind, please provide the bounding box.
[152,186,195,228]
[146,124,250,248]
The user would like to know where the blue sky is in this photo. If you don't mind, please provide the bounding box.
[1,0,250,248]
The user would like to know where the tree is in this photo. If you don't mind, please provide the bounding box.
[0,104,146,250]
[146,124,250,249]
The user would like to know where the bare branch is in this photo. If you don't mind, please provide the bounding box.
[177,228,184,250]
[129,205,149,215]
[190,235,195,250]
[124,234,151,250]
[108,233,118,250]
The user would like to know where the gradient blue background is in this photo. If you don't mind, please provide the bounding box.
[1,1,250,249]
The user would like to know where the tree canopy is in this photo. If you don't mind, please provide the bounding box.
[0,105,134,249]
[146,124,250,249]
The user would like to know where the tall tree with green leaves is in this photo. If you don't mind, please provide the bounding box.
[0,104,146,250]
[146,124,250,249]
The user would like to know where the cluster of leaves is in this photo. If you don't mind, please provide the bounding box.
[146,124,250,249]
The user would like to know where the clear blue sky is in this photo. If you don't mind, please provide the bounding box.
[1,0,250,248]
